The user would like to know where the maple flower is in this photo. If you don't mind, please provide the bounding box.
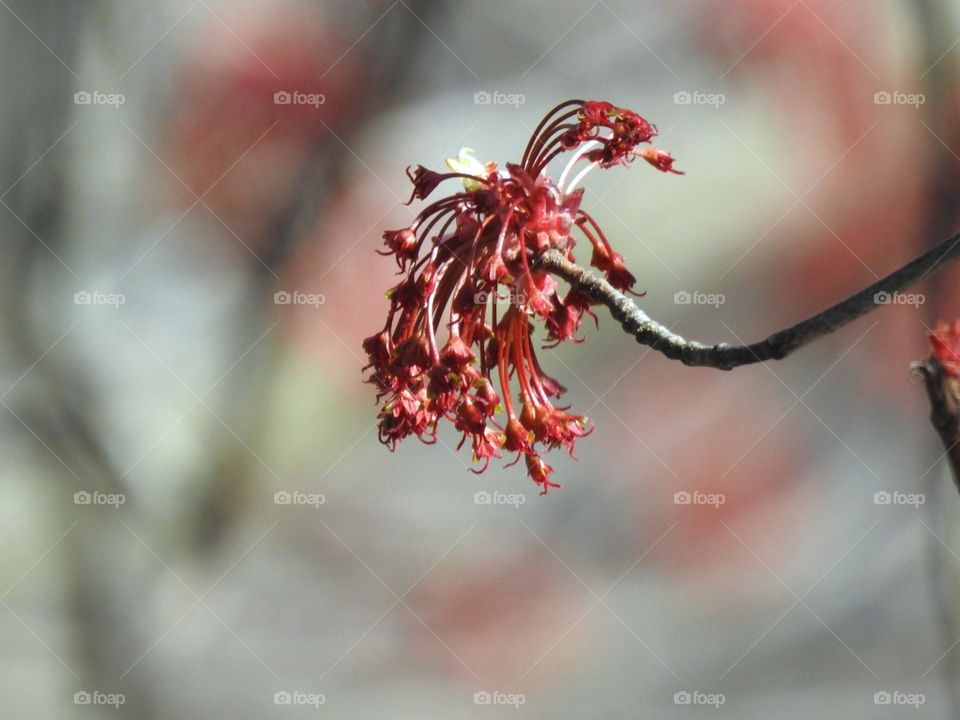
[929,320,960,377]
[363,100,682,494]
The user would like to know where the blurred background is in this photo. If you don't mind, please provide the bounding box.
[3,0,960,717]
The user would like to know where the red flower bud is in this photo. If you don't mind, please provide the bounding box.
[525,453,560,495]
[637,147,684,175]
[929,320,960,377]
[380,228,418,268]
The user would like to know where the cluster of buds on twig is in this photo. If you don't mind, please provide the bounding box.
[363,100,682,493]
[915,321,960,496]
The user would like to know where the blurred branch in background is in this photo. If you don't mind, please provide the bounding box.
[0,1,440,718]
[0,2,162,718]
[189,0,440,552]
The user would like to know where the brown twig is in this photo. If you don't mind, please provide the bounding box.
[913,359,960,495]
[540,229,960,369]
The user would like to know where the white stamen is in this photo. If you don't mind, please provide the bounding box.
[425,247,442,358]
[557,140,602,192]
[564,160,600,195]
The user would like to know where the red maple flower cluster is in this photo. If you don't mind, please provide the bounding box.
[363,99,682,493]
[929,320,960,377]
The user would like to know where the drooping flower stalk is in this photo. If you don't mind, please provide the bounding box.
[363,100,682,493]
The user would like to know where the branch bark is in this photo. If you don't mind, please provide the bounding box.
[914,359,960,495]
[540,230,960,369]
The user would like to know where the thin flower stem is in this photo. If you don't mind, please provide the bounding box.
[539,229,960,369]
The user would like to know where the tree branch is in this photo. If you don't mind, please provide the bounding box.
[540,230,960,369]
[914,358,960,496]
